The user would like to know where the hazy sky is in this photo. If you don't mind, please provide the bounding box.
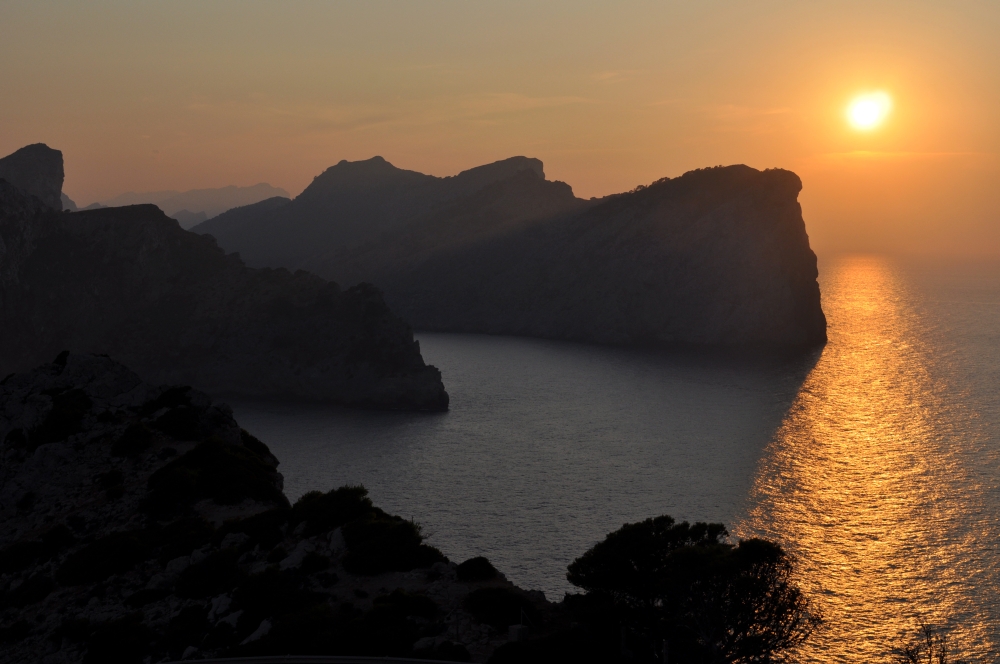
[2,1,998,256]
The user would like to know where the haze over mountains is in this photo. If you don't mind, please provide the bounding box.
[196,156,827,347]
[63,183,291,229]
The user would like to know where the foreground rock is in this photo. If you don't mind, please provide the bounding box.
[0,158,448,410]
[0,355,545,663]
[196,158,827,347]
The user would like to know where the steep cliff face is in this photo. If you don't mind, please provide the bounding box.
[0,182,448,410]
[0,144,64,210]
[0,355,535,662]
[381,165,826,346]
[197,157,826,347]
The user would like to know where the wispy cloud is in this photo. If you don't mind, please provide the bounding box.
[592,70,640,83]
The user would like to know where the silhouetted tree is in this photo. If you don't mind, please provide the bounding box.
[891,620,968,664]
[566,516,820,664]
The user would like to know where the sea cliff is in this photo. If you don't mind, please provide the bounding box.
[0,145,448,410]
[196,158,827,347]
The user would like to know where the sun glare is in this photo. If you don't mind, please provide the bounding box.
[847,92,892,131]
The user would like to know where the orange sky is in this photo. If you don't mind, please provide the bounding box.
[1,1,997,256]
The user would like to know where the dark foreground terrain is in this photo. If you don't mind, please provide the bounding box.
[0,354,543,663]
[0,145,447,410]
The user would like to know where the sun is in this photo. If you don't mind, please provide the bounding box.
[847,91,892,130]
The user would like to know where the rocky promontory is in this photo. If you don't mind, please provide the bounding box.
[195,157,827,347]
[0,354,545,663]
[0,144,64,211]
[0,145,448,410]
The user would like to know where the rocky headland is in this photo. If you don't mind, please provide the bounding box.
[0,145,448,410]
[195,157,827,347]
[0,144,64,211]
[0,354,545,663]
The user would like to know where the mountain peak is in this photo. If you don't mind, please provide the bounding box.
[0,143,64,210]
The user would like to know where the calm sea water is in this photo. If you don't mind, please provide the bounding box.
[230,255,1000,662]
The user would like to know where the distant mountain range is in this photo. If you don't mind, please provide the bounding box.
[194,156,827,347]
[63,183,290,229]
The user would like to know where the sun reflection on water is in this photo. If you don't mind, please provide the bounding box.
[736,255,996,662]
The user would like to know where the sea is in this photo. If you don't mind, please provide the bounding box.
[229,254,1000,662]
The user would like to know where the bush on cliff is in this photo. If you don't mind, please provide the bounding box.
[555,515,820,664]
[342,513,446,575]
[456,556,499,582]
[143,440,287,517]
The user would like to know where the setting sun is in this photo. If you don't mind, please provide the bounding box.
[847,91,892,130]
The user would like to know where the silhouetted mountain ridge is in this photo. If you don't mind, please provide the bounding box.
[0,146,448,410]
[193,155,553,269]
[196,157,827,347]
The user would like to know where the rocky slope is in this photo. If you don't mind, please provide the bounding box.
[0,354,544,663]
[0,144,64,210]
[0,153,448,410]
[195,158,826,347]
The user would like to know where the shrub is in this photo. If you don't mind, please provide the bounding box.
[342,514,446,575]
[138,386,192,416]
[240,429,274,460]
[0,541,45,574]
[232,568,326,642]
[56,530,154,586]
[463,587,539,629]
[301,551,331,574]
[291,485,373,537]
[157,517,216,562]
[144,441,287,517]
[152,406,202,440]
[456,556,499,582]
[160,605,211,660]
[84,613,155,664]
[487,627,616,664]
[175,549,244,598]
[373,589,439,619]
[415,640,472,662]
[111,424,152,456]
[124,588,169,608]
[1,574,55,608]
[54,617,91,643]
[96,468,125,500]
[32,388,92,447]
[218,508,288,550]
[0,619,30,645]
[566,515,820,664]
[245,603,342,656]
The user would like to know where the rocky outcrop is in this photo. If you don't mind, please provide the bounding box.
[0,355,541,663]
[0,144,64,210]
[196,158,826,347]
[380,165,826,346]
[0,178,448,410]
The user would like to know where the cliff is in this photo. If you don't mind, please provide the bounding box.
[0,174,448,410]
[0,355,541,662]
[196,158,826,347]
[0,144,64,210]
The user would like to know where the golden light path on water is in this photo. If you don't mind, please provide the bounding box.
[735,256,998,662]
